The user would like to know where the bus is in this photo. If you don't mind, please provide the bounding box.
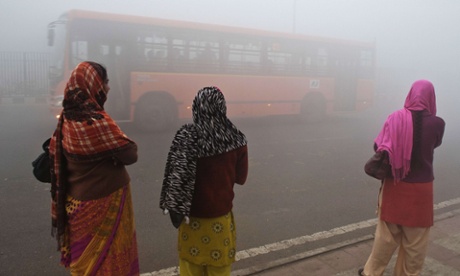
[47,9,375,132]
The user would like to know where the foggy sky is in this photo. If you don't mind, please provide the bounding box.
[2,0,459,57]
[1,0,460,112]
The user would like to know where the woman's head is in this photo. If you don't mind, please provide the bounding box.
[63,61,109,112]
[192,86,227,124]
[86,61,110,95]
[191,86,247,158]
[86,61,107,82]
[404,79,437,115]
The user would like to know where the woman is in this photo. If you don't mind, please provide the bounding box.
[49,61,140,275]
[160,86,248,276]
[359,80,445,276]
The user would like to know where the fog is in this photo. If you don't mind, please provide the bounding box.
[2,1,460,274]
[2,0,460,106]
[2,0,458,143]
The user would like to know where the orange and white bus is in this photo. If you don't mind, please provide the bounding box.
[47,9,375,132]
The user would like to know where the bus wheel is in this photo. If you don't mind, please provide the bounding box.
[300,92,326,123]
[134,93,177,132]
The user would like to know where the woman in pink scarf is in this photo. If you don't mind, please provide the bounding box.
[359,80,445,276]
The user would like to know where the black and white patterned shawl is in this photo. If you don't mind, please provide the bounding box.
[160,86,247,228]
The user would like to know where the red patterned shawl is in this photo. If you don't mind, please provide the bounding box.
[49,62,134,247]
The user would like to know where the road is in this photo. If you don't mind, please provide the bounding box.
[1,101,459,275]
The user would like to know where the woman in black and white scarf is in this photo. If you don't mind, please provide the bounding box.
[160,86,248,275]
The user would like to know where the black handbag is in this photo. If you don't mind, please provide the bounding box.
[32,138,52,183]
[364,150,391,180]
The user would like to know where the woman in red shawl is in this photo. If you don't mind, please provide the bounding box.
[49,61,140,275]
[359,80,445,276]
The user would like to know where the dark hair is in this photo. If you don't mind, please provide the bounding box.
[86,61,107,82]
[410,110,423,169]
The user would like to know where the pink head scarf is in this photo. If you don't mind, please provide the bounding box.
[374,79,437,181]
[404,79,437,115]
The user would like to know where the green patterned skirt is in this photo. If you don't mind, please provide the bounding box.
[178,212,236,267]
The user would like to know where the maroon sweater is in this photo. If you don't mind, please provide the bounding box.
[403,112,445,182]
[190,145,248,218]
[374,112,445,183]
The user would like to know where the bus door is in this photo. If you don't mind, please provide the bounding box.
[70,21,133,120]
[101,43,134,120]
[333,51,358,111]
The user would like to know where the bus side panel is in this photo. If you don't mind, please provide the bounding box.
[130,72,335,120]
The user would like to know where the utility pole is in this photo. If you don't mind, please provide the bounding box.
[293,0,298,33]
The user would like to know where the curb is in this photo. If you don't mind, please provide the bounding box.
[231,235,374,276]
[232,207,460,276]
[140,207,460,276]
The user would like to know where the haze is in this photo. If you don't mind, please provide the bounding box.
[1,1,460,274]
[2,0,460,104]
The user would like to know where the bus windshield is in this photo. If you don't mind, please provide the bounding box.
[48,19,67,87]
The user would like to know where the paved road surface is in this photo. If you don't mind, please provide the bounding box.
[1,102,459,275]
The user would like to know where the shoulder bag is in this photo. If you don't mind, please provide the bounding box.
[364,150,391,180]
[32,138,52,183]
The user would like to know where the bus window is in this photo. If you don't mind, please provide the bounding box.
[194,40,220,71]
[359,49,374,77]
[140,32,169,71]
[284,40,306,75]
[317,48,328,75]
[225,37,261,74]
[360,50,373,67]
[301,56,312,75]
[198,43,217,62]
[188,38,219,72]
[267,41,301,75]
[169,39,187,71]
[267,42,282,73]
[71,40,88,67]
[48,20,66,85]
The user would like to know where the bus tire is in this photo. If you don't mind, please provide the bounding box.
[134,93,178,132]
[300,92,326,123]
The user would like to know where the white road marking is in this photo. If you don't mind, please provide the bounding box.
[434,197,460,210]
[141,197,460,276]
